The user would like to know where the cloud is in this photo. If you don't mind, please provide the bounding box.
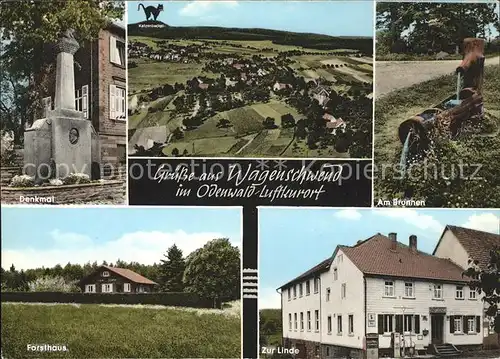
[2,230,240,270]
[259,287,282,309]
[179,1,238,17]
[334,209,362,221]
[373,209,443,234]
[462,213,499,233]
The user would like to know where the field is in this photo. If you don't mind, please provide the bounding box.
[374,65,500,207]
[1,301,241,358]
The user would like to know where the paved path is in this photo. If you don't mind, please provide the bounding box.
[376,56,500,97]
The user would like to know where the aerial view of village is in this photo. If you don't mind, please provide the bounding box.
[127,1,373,158]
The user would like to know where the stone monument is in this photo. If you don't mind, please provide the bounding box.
[24,29,100,181]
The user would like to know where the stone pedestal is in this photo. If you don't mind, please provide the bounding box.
[23,29,100,182]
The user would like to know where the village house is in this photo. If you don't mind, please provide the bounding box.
[273,82,292,92]
[79,265,157,293]
[280,232,483,359]
[433,225,500,348]
[42,21,127,174]
[323,114,346,135]
[313,86,331,107]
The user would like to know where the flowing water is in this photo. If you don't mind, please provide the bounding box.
[456,72,462,101]
[399,131,412,176]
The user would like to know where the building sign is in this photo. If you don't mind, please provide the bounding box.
[367,313,376,327]
[429,307,447,314]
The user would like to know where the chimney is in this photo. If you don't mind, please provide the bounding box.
[389,232,397,250]
[409,235,418,252]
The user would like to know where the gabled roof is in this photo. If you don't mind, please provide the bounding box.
[433,225,500,269]
[341,234,468,283]
[279,233,471,290]
[278,257,333,289]
[81,265,158,285]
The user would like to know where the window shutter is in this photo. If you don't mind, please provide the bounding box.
[477,316,481,333]
[82,85,88,119]
[378,315,384,334]
[414,315,420,334]
[109,84,116,119]
[450,316,455,333]
[395,315,403,333]
[464,316,469,333]
[110,36,116,63]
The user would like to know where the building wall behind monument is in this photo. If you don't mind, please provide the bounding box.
[97,26,126,171]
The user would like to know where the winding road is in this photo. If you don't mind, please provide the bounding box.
[376,56,500,97]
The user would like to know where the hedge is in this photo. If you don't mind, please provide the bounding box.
[1,291,221,308]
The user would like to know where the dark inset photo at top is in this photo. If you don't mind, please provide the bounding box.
[127,1,373,159]
[0,0,127,205]
[374,1,500,208]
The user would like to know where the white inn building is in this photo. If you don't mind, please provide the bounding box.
[279,231,489,359]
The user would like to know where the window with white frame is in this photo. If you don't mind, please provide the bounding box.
[110,35,125,66]
[110,85,126,120]
[101,283,113,293]
[326,287,331,301]
[382,314,394,333]
[456,286,464,299]
[384,281,395,297]
[341,283,346,299]
[333,268,338,281]
[327,315,332,334]
[314,277,319,293]
[454,316,462,333]
[294,313,297,330]
[102,271,110,277]
[289,314,292,330]
[75,85,89,119]
[315,310,320,331]
[307,311,311,331]
[306,280,310,295]
[469,288,477,300]
[348,315,354,334]
[288,287,291,301]
[468,317,476,333]
[293,285,297,299]
[434,284,443,299]
[299,283,303,297]
[404,282,414,297]
[300,312,304,331]
[337,314,343,334]
[85,284,96,293]
[124,283,131,292]
[404,314,413,332]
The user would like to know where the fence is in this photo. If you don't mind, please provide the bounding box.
[1,291,220,308]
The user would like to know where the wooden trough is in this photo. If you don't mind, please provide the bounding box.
[398,38,486,167]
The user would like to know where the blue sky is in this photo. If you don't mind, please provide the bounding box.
[128,1,374,37]
[259,208,499,308]
[1,207,241,270]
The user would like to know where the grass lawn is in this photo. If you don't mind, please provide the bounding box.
[374,65,500,207]
[1,302,241,359]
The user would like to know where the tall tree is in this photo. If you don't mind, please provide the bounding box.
[464,246,500,339]
[183,238,240,307]
[159,244,185,292]
[0,0,124,142]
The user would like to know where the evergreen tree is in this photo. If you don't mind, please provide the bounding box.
[159,244,185,292]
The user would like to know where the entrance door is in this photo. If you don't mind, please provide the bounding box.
[431,314,444,344]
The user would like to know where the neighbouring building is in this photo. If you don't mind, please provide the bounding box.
[433,225,500,348]
[42,21,127,176]
[279,232,483,359]
[79,265,158,293]
[273,82,292,92]
[313,86,331,107]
